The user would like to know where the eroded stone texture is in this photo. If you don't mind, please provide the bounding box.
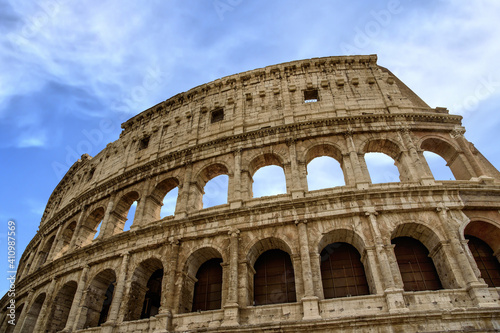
[2,55,500,333]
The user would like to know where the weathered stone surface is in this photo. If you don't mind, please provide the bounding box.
[2,55,500,332]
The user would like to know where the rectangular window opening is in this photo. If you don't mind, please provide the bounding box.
[139,136,150,150]
[304,89,319,103]
[211,108,224,123]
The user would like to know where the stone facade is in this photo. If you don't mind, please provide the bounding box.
[1,55,500,332]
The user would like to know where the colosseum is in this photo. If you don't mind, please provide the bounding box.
[2,54,500,333]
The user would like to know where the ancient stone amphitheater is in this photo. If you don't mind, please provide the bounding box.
[2,55,500,333]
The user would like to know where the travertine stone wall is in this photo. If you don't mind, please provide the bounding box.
[2,55,500,333]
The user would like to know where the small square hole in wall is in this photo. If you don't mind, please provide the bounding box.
[304,89,319,103]
[139,136,150,150]
[211,108,224,123]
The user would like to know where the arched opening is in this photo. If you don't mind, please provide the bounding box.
[465,235,500,287]
[392,237,442,292]
[36,235,56,268]
[5,303,24,333]
[123,201,137,231]
[203,175,229,208]
[46,281,78,333]
[253,249,296,306]
[59,221,77,255]
[78,207,105,247]
[423,151,455,180]
[111,191,140,234]
[124,258,164,321]
[364,152,400,183]
[420,137,472,180]
[320,242,369,299]
[21,293,45,332]
[252,165,287,198]
[161,187,178,218]
[192,258,223,312]
[179,247,223,313]
[307,156,345,191]
[81,269,116,329]
[196,164,229,209]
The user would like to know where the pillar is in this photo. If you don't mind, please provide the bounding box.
[12,290,34,333]
[296,220,321,320]
[287,139,307,198]
[32,278,57,333]
[105,252,130,326]
[222,230,240,326]
[97,193,117,240]
[46,225,63,262]
[229,149,243,208]
[69,206,88,250]
[344,131,370,189]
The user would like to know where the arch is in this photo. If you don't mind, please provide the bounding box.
[464,236,500,287]
[304,143,344,165]
[253,249,296,306]
[81,269,116,329]
[248,153,284,177]
[362,138,405,183]
[111,191,141,234]
[246,237,295,267]
[5,302,24,333]
[420,137,472,180]
[21,293,46,332]
[78,207,105,247]
[423,151,455,180]
[36,234,56,268]
[149,177,180,219]
[391,222,442,252]
[392,237,442,292]
[124,258,164,321]
[464,220,500,254]
[317,229,366,259]
[179,247,223,313]
[307,156,346,190]
[252,165,287,198]
[196,163,230,209]
[45,280,78,333]
[192,258,223,312]
[320,242,370,299]
[59,221,77,255]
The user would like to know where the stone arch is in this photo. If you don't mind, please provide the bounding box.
[147,177,180,220]
[45,280,78,333]
[77,207,105,247]
[124,258,164,321]
[4,302,24,333]
[420,136,473,180]
[246,238,297,306]
[304,143,347,189]
[391,223,451,290]
[108,191,141,235]
[35,233,56,268]
[80,268,117,329]
[361,138,406,182]
[20,292,46,332]
[58,221,77,257]
[179,246,224,313]
[194,162,230,209]
[247,153,288,198]
[316,229,371,298]
[464,220,500,255]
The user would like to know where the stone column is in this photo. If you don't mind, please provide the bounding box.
[229,149,243,208]
[131,177,153,229]
[106,252,130,324]
[57,265,89,332]
[399,128,434,184]
[365,210,407,313]
[69,206,88,250]
[361,247,384,295]
[287,139,307,199]
[436,207,496,307]
[296,220,321,320]
[344,131,370,189]
[98,193,117,240]
[159,238,180,332]
[27,239,44,275]
[46,225,63,262]
[32,278,57,333]
[222,230,240,326]
[453,128,486,177]
[176,162,195,216]
[12,289,34,333]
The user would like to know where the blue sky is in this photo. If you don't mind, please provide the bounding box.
[1,0,500,295]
